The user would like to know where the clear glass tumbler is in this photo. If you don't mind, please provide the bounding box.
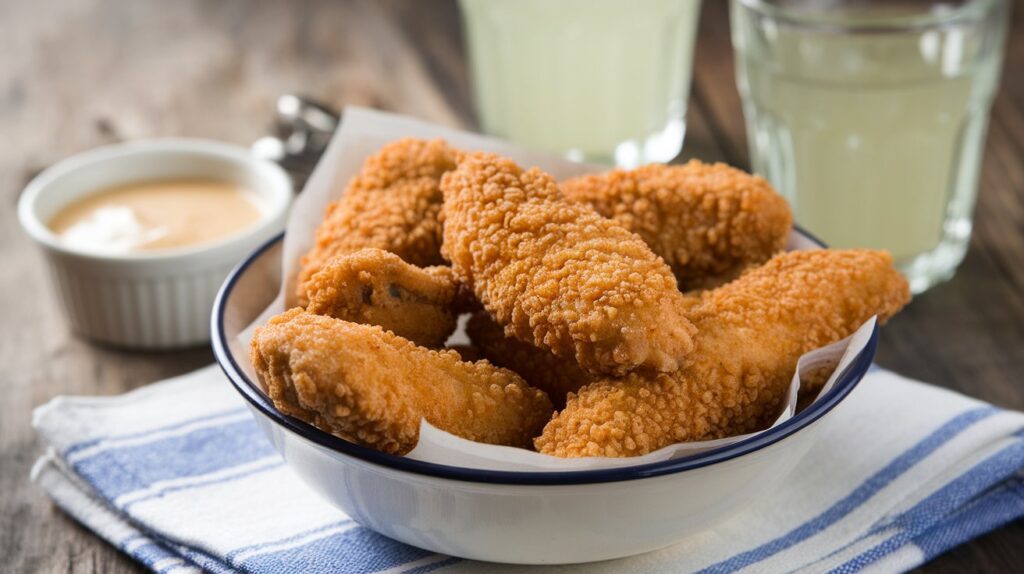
[731,0,1009,293]
[458,0,703,167]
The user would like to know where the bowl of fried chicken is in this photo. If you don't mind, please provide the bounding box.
[212,139,910,564]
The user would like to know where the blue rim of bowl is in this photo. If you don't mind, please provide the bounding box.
[212,227,877,485]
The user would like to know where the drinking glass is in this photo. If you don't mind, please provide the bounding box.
[458,0,703,167]
[731,0,1009,293]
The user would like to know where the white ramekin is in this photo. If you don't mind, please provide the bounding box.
[18,139,293,350]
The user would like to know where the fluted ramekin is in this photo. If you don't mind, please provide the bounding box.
[18,139,292,349]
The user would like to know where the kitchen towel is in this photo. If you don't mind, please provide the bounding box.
[32,365,1024,574]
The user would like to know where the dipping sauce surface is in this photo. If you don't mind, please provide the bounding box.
[49,179,266,253]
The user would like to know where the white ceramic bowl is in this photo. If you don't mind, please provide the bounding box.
[212,229,878,565]
[19,139,293,349]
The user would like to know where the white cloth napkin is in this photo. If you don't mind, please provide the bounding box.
[32,365,1024,574]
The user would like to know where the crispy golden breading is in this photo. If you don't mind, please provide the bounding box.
[305,248,459,348]
[535,250,910,458]
[561,161,792,290]
[466,312,594,408]
[441,152,697,376]
[296,138,457,305]
[251,309,554,455]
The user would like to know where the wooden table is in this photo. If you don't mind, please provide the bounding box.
[2,1,1021,571]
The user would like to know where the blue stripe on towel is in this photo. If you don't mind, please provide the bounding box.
[915,476,1024,560]
[126,539,193,572]
[122,533,231,573]
[225,520,355,564]
[238,526,435,573]
[64,407,249,458]
[174,544,236,574]
[697,407,997,573]
[124,533,235,573]
[73,419,275,500]
[827,437,1024,573]
[120,458,286,511]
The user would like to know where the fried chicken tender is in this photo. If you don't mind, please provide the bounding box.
[560,161,793,290]
[296,138,457,304]
[251,309,554,455]
[441,152,697,376]
[305,248,460,348]
[535,249,910,458]
[466,312,594,408]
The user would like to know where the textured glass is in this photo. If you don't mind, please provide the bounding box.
[732,0,1009,293]
[459,0,702,167]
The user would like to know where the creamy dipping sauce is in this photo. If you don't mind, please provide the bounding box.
[49,179,266,253]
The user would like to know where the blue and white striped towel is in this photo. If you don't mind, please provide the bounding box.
[32,365,1024,574]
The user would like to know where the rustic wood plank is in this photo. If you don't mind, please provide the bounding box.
[386,0,477,130]
[1,1,1022,572]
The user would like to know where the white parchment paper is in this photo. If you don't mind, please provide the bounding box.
[244,106,876,471]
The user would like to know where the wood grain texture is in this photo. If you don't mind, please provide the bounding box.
[0,0,1020,572]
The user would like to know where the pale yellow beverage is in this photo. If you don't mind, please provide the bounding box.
[459,0,701,167]
[732,0,1008,293]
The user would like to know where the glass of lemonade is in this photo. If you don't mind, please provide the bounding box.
[731,0,1009,293]
[458,0,703,167]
